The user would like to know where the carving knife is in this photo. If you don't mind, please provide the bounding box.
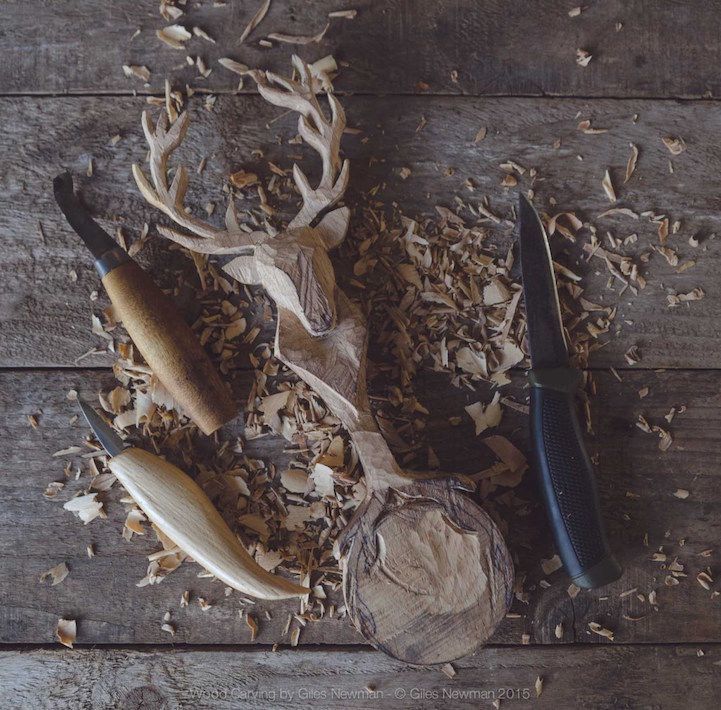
[53,172,236,435]
[77,398,308,598]
[519,194,622,589]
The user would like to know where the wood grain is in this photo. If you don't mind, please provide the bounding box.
[3,367,721,647]
[3,95,721,368]
[2,645,719,709]
[3,1,721,98]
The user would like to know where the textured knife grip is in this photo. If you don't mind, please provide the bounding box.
[530,368,622,588]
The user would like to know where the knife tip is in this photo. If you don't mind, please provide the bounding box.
[53,171,74,200]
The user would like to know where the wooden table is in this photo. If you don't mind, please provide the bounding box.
[2,2,721,707]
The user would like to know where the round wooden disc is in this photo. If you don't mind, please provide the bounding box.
[342,485,513,665]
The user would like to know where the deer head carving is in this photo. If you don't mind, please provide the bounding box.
[132,56,350,338]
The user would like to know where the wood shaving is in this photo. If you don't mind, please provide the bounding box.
[662,136,686,155]
[601,169,616,202]
[229,170,259,189]
[464,392,502,435]
[122,65,150,82]
[193,26,216,43]
[329,9,357,19]
[576,49,592,67]
[588,621,614,640]
[240,0,271,43]
[56,618,77,648]
[157,24,192,49]
[63,493,104,524]
[246,613,259,640]
[218,57,249,76]
[268,23,330,45]
[541,554,562,575]
[441,662,457,679]
[40,562,69,586]
[577,119,607,135]
[624,143,639,183]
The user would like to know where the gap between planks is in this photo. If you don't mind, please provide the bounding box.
[3,91,721,103]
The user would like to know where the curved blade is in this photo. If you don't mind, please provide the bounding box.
[78,399,127,457]
[53,172,117,260]
[518,194,568,368]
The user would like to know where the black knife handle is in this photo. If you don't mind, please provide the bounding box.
[529,367,622,589]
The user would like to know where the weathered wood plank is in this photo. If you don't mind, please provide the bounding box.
[2,368,720,646]
[2,94,720,368]
[3,1,721,98]
[2,644,718,709]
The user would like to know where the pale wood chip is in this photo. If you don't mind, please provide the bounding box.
[157,24,192,49]
[268,22,330,45]
[122,65,150,82]
[240,0,271,43]
[441,662,457,679]
[588,621,614,640]
[601,169,616,202]
[576,48,592,66]
[328,9,357,19]
[662,136,686,155]
[56,618,77,648]
[246,613,259,640]
[624,143,639,183]
[464,392,502,435]
[40,562,69,586]
[541,554,562,575]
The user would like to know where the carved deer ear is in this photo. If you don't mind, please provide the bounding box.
[316,206,350,251]
[222,255,262,285]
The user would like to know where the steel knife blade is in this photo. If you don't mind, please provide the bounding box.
[78,399,127,457]
[518,194,569,369]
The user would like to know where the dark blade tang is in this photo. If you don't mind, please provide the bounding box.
[53,172,130,277]
[519,194,622,589]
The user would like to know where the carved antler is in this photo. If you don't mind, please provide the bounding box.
[133,55,349,255]
[247,55,350,229]
[132,111,266,256]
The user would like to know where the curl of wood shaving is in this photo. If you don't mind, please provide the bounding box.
[624,143,638,183]
[40,562,69,586]
[268,22,330,45]
[157,24,192,49]
[240,0,271,43]
[602,170,616,202]
[576,49,592,67]
[56,618,77,648]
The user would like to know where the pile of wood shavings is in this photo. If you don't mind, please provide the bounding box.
[56,240,365,632]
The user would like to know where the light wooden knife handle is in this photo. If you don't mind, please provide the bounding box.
[102,260,236,435]
[108,448,309,599]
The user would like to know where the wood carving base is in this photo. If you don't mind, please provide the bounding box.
[340,475,514,665]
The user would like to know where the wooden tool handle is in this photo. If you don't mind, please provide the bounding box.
[102,260,236,435]
[108,448,308,599]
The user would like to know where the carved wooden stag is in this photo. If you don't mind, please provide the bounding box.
[133,57,350,340]
[133,57,513,666]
